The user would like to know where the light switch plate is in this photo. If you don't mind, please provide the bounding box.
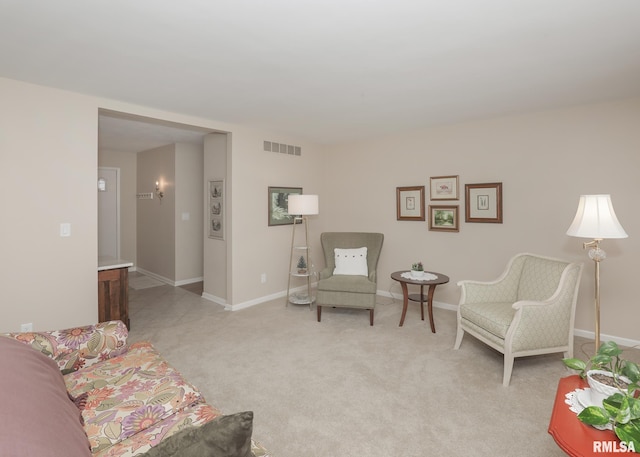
[60,223,71,237]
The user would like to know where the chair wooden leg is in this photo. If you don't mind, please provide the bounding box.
[369,309,374,326]
[453,325,464,349]
[317,305,322,322]
[503,354,515,387]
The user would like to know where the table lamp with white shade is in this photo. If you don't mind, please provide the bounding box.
[566,194,628,351]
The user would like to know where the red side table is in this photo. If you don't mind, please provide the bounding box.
[548,375,625,456]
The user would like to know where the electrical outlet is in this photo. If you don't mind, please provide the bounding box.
[261,273,267,283]
[20,323,33,332]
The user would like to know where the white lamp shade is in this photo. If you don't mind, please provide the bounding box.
[566,195,628,239]
[287,194,319,216]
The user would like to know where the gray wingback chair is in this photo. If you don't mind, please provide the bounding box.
[316,232,384,325]
[454,253,583,386]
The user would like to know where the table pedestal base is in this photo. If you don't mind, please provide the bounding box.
[392,271,449,333]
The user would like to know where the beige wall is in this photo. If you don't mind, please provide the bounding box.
[227,128,325,307]
[321,98,640,343]
[98,149,137,265]
[137,145,176,281]
[203,133,229,303]
[0,78,99,331]
[175,143,204,283]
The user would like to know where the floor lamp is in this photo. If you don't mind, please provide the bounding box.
[286,194,319,307]
[566,194,627,351]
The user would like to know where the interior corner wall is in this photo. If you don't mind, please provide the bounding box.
[321,97,640,342]
[137,144,176,282]
[175,143,204,283]
[98,149,137,266]
[203,133,228,302]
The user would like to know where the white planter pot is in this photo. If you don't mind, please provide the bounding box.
[587,369,630,406]
[410,270,425,279]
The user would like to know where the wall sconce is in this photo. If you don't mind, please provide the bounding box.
[155,181,164,201]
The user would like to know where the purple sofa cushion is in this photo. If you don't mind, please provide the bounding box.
[0,336,91,457]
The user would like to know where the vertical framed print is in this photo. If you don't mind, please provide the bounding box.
[209,179,225,239]
[396,186,425,221]
[465,182,503,223]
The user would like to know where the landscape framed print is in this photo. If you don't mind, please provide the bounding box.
[428,205,459,232]
[465,182,503,223]
[396,186,425,221]
[268,186,302,226]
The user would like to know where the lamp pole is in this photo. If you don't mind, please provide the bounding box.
[583,239,604,350]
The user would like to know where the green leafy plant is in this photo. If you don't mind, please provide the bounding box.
[563,341,640,450]
[411,262,424,271]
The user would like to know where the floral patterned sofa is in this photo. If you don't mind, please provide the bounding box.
[0,320,269,457]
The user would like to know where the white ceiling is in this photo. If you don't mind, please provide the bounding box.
[3,0,640,148]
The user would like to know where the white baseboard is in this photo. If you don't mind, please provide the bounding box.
[175,276,203,287]
[573,329,640,350]
[377,289,458,312]
[201,292,227,308]
[136,268,203,288]
[210,286,316,311]
[135,268,174,286]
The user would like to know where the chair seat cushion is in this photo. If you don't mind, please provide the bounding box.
[460,302,515,339]
[317,275,377,294]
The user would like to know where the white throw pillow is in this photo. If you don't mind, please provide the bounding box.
[333,247,368,276]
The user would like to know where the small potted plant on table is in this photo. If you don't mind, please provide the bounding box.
[410,262,425,279]
[563,341,640,451]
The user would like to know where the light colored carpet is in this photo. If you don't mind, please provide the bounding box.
[129,274,165,290]
[127,285,610,457]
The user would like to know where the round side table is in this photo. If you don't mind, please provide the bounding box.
[390,271,450,332]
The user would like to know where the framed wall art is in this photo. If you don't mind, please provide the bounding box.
[428,205,459,232]
[208,179,225,239]
[430,175,459,200]
[396,186,425,221]
[465,182,503,223]
[268,186,302,226]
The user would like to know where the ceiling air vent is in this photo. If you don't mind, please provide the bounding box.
[264,140,302,156]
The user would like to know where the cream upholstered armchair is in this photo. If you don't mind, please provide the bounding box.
[316,232,384,326]
[454,253,583,386]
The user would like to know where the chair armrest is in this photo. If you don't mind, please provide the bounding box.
[3,320,128,373]
[319,267,333,280]
[457,279,518,305]
[508,298,572,351]
[368,270,377,283]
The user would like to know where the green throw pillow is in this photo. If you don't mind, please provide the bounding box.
[140,411,253,457]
